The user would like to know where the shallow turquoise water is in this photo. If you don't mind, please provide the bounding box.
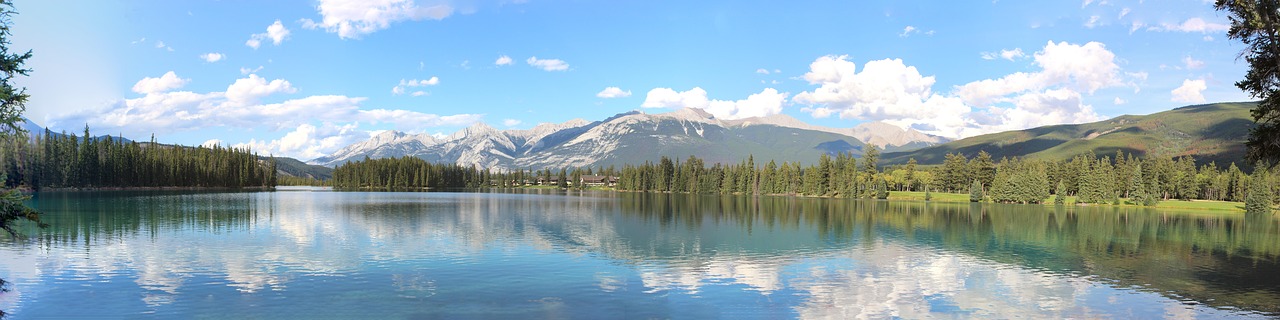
[1,187,1278,318]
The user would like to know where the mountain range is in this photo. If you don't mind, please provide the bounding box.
[308,108,950,170]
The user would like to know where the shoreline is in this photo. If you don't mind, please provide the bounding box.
[28,186,275,193]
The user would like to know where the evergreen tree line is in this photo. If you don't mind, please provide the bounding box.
[330,155,626,190]
[329,145,1278,209]
[937,150,1277,205]
[614,147,892,199]
[614,149,1279,206]
[0,127,277,189]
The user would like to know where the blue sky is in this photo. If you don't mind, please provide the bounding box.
[12,0,1247,160]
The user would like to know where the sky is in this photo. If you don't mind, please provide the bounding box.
[11,0,1250,161]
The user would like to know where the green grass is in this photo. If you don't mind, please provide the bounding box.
[889,191,970,202]
[889,190,1247,213]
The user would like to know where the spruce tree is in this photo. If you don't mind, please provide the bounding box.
[1054,181,1066,205]
[969,179,984,202]
[1246,166,1273,215]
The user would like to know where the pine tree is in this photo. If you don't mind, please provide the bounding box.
[969,179,984,202]
[1246,165,1273,215]
[1054,181,1066,205]
[876,176,889,199]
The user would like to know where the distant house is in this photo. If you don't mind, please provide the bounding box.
[580,175,618,187]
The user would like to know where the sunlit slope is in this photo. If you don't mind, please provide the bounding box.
[884,102,1256,165]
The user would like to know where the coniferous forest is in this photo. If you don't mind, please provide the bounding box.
[0,127,277,190]
[329,144,1278,207]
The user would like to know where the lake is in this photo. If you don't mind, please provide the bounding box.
[2,187,1279,319]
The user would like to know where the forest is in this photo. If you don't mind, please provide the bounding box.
[0,127,277,189]
[329,145,1277,207]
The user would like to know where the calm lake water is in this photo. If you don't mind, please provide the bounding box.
[2,187,1279,319]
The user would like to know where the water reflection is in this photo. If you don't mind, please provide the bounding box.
[0,189,1277,318]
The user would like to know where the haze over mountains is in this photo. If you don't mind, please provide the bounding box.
[308,108,950,170]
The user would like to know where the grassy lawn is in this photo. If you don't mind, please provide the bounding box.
[889,190,1247,212]
[889,191,970,202]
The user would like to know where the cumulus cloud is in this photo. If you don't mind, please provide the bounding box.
[234,122,368,160]
[52,74,482,159]
[300,0,454,39]
[392,77,439,95]
[526,56,569,71]
[794,41,1118,138]
[957,41,1120,107]
[596,87,631,98]
[1150,17,1229,33]
[495,55,513,66]
[502,119,521,126]
[641,87,788,120]
[227,74,297,104]
[1085,15,1102,28]
[755,68,771,75]
[1171,79,1207,103]
[247,20,291,49]
[791,56,973,136]
[1114,97,1126,105]
[199,53,224,63]
[132,71,190,95]
[201,139,223,148]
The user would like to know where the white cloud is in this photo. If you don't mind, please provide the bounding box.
[526,56,569,71]
[900,25,917,37]
[53,74,483,159]
[502,119,522,126]
[234,122,367,160]
[1085,15,1102,28]
[392,77,440,95]
[226,74,297,104]
[132,71,190,95]
[1001,48,1025,60]
[1150,17,1228,33]
[410,91,427,97]
[641,87,788,120]
[1119,7,1131,19]
[1129,22,1145,34]
[240,66,265,75]
[958,41,1121,107]
[1114,97,1126,105]
[247,20,291,49]
[795,41,1118,138]
[300,0,454,39]
[154,40,173,52]
[792,56,973,136]
[199,53,224,63]
[596,87,632,98]
[983,48,1026,61]
[1182,56,1204,69]
[755,68,771,75]
[1171,79,1207,103]
[495,55,513,66]
[201,139,223,148]
[642,87,710,109]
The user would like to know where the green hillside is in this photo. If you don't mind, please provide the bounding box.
[884,102,1256,166]
[264,156,334,180]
